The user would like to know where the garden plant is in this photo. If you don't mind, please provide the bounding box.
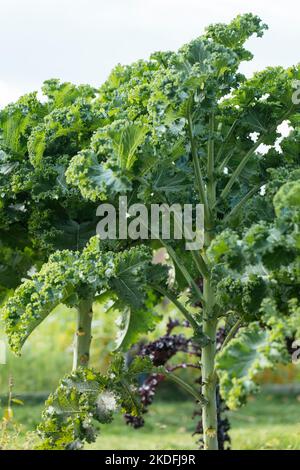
[0,13,299,450]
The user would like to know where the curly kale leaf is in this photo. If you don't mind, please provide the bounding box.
[1,238,168,354]
[37,355,152,450]
[216,322,289,410]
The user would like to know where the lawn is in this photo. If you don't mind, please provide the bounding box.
[229,394,300,450]
[1,394,300,450]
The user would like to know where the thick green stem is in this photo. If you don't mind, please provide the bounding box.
[201,277,218,450]
[73,299,93,370]
[201,120,218,448]
[187,104,218,449]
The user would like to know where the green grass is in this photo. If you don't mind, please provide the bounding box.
[229,394,300,450]
[88,401,198,450]
[1,394,300,450]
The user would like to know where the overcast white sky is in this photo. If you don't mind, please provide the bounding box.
[0,0,299,108]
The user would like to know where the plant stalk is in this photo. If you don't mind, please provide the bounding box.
[73,299,93,370]
[201,277,218,450]
[201,117,218,449]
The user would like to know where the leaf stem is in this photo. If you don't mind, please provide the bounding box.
[164,369,207,406]
[187,105,209,220]
[222,184,263,224]
[162,241,204,303]
[220,105,295,201]
[215,119,238,164]
[153,285,199,331]
[217,148,234,174]
[207,112,216,208]
[220,319,242,351]
[220,135,265,201]
[190,250,210,279]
